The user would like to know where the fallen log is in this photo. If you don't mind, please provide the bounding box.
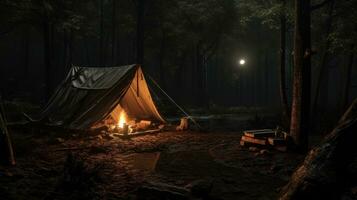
[279,99,357,200]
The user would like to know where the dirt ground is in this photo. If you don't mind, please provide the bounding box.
[0,126,308,200]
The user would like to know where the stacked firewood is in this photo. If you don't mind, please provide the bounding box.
[240,128,289,151]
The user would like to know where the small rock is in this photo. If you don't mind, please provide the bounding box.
[249,147,259,152]
[185,179,213,198]
[97,135,103,140]
[259,149,269,155]
[56,138,64,143]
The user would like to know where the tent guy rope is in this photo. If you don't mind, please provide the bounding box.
[147,75,202,129]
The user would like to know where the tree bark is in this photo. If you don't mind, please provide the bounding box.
[341,44,354,112]
[159,28,166,89]
[158,1,166,89]
[136,0,145,65]
[100,0,104,65]
[312,0,335,115]
[63,29,73,72]
[23,26,30,87]
[290,0,311,152]
[43,20,52,101]
[63,29,67,70]
[69,29,73,66]
[195,42,208,108]
[279,0,290,128]
[112,0,117,65]
[279,98,357,200]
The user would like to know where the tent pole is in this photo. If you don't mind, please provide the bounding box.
[147,75,202,129]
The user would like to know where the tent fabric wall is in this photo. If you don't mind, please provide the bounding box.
[28,64,164,130]
[119,67,165,122]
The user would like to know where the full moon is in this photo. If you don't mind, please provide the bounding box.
[239,59,246,65]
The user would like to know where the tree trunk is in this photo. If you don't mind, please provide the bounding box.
[158,2,166,89]
[290,0,311,152]
[63,29,68,76]
[100,0,104,65]
[159,29,166,89]
[43,20,52,101]
[203,55,209,108]
[112,0,116,65]
[312,0,335,115]
[136,0,145,65]
[279,98,357,200]
[69,29,73,66]
[64,29,73,72]
[279,0,290,128]
[195,43,208,107]
[23,26,30,87]
[341,44,354,112]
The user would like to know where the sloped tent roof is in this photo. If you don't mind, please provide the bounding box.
[29,64,165,129]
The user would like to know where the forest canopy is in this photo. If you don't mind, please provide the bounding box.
[0,0,356,110]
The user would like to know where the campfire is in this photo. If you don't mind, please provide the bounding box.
[117,110,127,129]
[99,108,162,137]
[92,104,166,137]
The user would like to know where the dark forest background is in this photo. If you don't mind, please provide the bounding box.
[0,0,356,116]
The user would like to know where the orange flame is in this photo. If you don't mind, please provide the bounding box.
[118,110,127,128]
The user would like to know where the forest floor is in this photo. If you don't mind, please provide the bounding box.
[0,125,317,200]
[0,103,326,200]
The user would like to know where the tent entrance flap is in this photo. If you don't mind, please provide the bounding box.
[118,67,165,123]
[102,66,165,129]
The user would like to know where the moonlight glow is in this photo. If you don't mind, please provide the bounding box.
[239,59,246,65]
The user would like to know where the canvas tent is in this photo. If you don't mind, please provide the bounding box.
[28,64,165,130]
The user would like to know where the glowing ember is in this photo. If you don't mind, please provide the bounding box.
[118,110,127,128]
